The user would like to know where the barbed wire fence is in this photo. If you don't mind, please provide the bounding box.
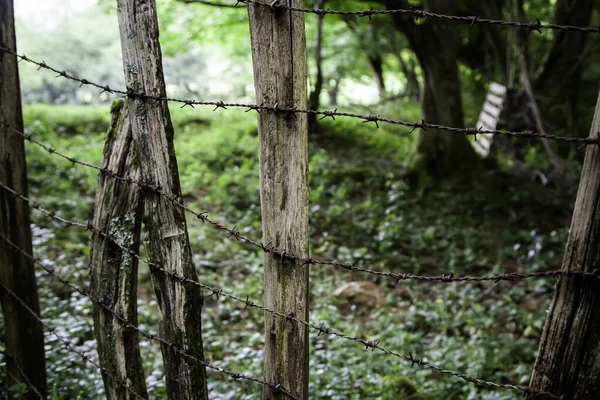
[0,231,300,400]
[0,183,566,399]
[1,1,599,399]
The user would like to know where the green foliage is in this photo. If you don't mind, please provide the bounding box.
[23,104,110,136]
[175,109,259,207]
[1,102,579,399]
[8,383,28,398]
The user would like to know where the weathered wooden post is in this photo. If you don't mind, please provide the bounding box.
[247,1,310,399]
[89,100,148,399]
[527,90,600,398]
[0,0,48,397]
[115,1,208,398]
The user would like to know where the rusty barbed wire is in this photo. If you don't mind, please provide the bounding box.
[1,46,597,145]
[6,132,600,286]
[0,233,299,400]
[0,281,148,400]
[0,348,45,400]
[0,184,564,398]
[237,0,600,33]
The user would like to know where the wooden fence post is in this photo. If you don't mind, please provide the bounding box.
[527,90,600,398]
[89,100,148,399]
[115,1,208,398]
[247,1,310,399]
[0,0,48,398]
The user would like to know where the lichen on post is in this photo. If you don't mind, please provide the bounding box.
[115,1,208,398]
[89,99,148,400]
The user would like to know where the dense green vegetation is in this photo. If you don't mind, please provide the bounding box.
[0,101,577,399]
[4,0,599,398]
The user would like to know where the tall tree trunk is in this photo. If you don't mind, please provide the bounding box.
[0,0,47,398]
[527,89,600,400]
[458,0,508,85]
[534,0,594,137]
[90,99,148,400]
[308,0,324,131]
[367,55,385,99]
[247,1,310,399]
[383,0,481,181]
[115,1,208,398]
[418,44,478,178]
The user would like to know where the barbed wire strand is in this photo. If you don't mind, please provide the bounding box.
[6,133,600,285]
[237,0,600,34]
[0,184,563,399]
[0,233,300,400]
[0,281,148,400]
[1,46,597,145]
[0,348,45,400]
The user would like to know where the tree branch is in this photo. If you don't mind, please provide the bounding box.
[177,0,245,8]
[377,0,422,50]
[518,45,567,175]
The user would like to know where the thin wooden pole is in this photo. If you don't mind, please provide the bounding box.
[0,0,47,398]
[90,100,148,400]
[527,89,600,398]
[115,1,208,398]
[247,1,310,399]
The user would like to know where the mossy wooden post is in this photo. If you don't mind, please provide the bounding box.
[0,0,47,397]
[527,90,600,399]
[89,100,148,400]
[115,1,208,398]
[247,1,310,399]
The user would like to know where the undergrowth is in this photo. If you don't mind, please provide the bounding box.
[0,102,579,399]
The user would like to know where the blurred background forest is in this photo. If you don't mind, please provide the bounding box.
[2,0,600,398]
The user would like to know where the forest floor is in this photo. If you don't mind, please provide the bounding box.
[0,102,581,399]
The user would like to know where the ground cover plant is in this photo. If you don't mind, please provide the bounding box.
[0,103,578,399]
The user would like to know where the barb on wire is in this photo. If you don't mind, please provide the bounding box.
[0,282,148,400]
[236,0,599,33]
[1,47,597,145]
[0,348,45,400]
[0,185,564,399]
[0,232,298,400]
